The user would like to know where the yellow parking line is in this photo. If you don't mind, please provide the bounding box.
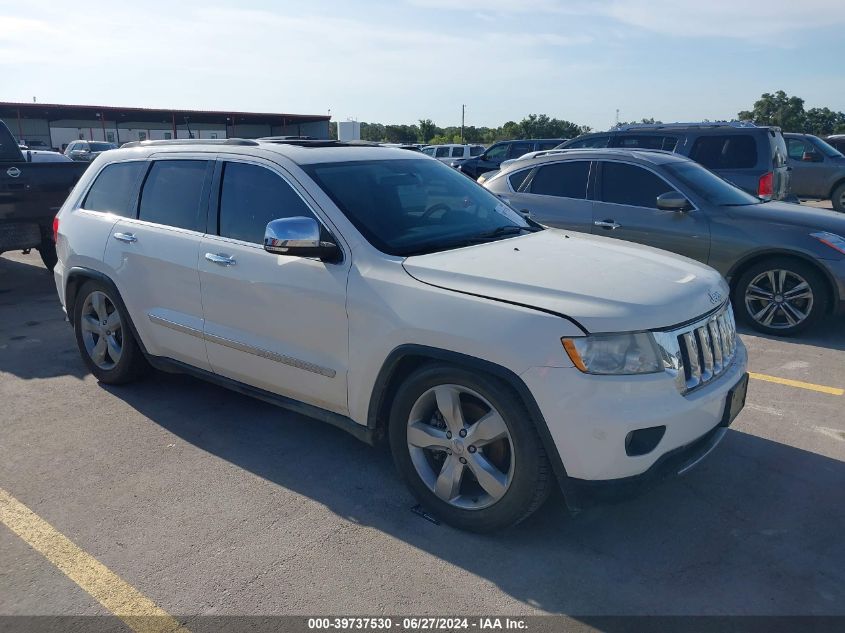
[0,487,190,633]
[749,372,844,396]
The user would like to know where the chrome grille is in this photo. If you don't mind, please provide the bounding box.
[653,303,738,394]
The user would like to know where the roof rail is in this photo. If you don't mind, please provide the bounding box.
[613,121,758,132]
[257,135,316,141]
[257,138,385,147]
[120,138,259,149]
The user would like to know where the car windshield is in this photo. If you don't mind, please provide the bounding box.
[811,137,844,158]
[303,158,538,256]
[663,161,762,206]
[90,143,117,152]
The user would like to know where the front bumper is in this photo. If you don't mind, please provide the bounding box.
[521,340,748,485]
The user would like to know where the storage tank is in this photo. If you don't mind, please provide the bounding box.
[337,120,361,142]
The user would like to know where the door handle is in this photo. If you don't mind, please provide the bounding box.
[594,220,621,230]
[205,252,236,266]
[113,232,137,243]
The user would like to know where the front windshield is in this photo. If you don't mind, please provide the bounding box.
[812,137,844,158]
[303,158,535,256]
[664,161,762,206]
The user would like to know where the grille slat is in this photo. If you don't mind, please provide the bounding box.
[674,303,737,394]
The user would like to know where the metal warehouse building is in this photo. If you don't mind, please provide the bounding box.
[0,102,331,151]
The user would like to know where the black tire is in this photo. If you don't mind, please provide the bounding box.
[733,257,828,336]
[832,182,845,213]
[388,363,551,532]
[72,280,149,384]
[37,241,58,271]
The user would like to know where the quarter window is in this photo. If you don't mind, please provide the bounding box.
[600,162,676,209]
[528,161,590,199]
[218,162,315,244]
[689,135,757,169]
[82,162,147,217]
[138,160,209,231]
[508,169,532,191]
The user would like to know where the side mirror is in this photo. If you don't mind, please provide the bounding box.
[656,191,692,212]
[264,216,342,263]
[802,151,822,162]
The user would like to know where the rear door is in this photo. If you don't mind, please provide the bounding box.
[502,160,593,232]
[198,157,350,415]
[591,160,710,263]
[786,136,827,198]
[103,155,214,370]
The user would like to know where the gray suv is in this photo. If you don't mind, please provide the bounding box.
[784,133,845,212]
[483,148,845,336]
[558,122,790,202]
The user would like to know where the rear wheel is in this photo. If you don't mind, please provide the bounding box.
[832,182,845,213]
[73,281,148,384]
[733,258,828,335]
[389,364,551,532]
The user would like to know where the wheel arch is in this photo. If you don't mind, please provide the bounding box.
[828,176,845,201]
[367,344,578,506]
[726,250,839,313]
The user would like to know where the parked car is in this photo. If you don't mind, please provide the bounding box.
[53,138,747,532]
[783,133,845,212]
[18,139,55,152]
[825,135,845,154]
[557,122,790,201]
[454,139,566,179]
[483,148,845,336]
[421,144,485,163]
[477,149,569,184]
[64,140,118,162]
[0,120,88,269]
[21,150,74,163]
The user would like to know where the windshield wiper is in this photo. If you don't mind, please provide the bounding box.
[470,225,540,240]
[400,226,540,257]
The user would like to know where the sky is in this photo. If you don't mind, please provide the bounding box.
[1,0,844,131]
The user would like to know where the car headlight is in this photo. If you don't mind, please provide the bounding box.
[562,333,662,375]
[811,231,845,255]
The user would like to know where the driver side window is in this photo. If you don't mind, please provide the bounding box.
[218,162,315,244]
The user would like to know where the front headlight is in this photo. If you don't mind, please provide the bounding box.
[811,231,845,255]
[562,333,662,375]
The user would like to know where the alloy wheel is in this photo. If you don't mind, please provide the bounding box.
[744,269,814,330]
[406,384,514,510]
[79,291,124,370]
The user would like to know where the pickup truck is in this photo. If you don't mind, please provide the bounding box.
[1,120,88,270]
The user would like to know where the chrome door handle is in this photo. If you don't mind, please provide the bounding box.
[113,232,137,243]
[205,252,236,266]
[594,220,621,230]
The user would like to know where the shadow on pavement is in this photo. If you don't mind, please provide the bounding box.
[105,370,845,615]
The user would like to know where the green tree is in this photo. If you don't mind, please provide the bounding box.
[418,119,436,143]
[738,90,806,132]
[804,107,845,136]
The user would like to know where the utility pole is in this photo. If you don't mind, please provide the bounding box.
[615,108,620,127]
[461,104,466,144]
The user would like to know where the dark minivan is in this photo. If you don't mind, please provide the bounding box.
[454,139,566,179]
[557,122,790,201]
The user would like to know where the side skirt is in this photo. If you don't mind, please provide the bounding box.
[146,356,375,446]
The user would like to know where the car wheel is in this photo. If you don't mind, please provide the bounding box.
[832,182,845,213]
[733,258,828,336]
[73,280,148,384]
[389,364,551,532]
[37,241,58,271]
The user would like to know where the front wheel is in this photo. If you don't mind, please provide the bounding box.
[389,364,551,532]
[733,258,828,335]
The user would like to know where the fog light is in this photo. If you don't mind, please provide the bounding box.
[625,426,666,456]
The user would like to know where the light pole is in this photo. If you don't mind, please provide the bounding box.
[461,104,466,144]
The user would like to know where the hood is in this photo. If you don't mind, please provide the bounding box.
[728,201,845,233]
[402,229,728,333]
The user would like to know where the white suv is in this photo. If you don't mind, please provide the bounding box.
[53,138,748,532]
[422,144,486,163]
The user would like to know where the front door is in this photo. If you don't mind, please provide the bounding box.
[198,158,350,415]
[591,160,710,264]
[786,137,828,198]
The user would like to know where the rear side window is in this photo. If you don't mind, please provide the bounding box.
[528,161,590,199]
[566,136,609,149]
[450,147,465,158]
[537,141,560,150]
[614,135,678,151]
[470,146,485,156]
[435,147,450,158]
[218,162,314,244]
[600,162,675,209]
[82,162,146,217]
[689,135,757,169]
[509,143,533,159]
[786,138,808,160]
[422,147,436,157]
[138,160,209,231]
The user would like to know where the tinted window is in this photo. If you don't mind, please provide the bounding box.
[600,162,675,208]
[470,146,485,156]
[435,147,450,158]
[138,160,209,231]
[82,162,147,217]
[508,143,533,159]
[484,144,509,161]
[509,169,532,191]
[450,147,465,157]
[689,135,757,169]
[303,159,533,256]
[90,142,117,152]
[615,135,678,151]
[663,162,761,206]
[219,162,314,243]
[537,141,560,150]
[422,147,436,156]
[528,161,590,199]
[567,135,609,149]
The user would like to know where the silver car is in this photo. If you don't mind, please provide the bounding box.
[483,148,845,336]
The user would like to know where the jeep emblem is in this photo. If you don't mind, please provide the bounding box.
[6,166,21,178]
[708,289,723,305]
